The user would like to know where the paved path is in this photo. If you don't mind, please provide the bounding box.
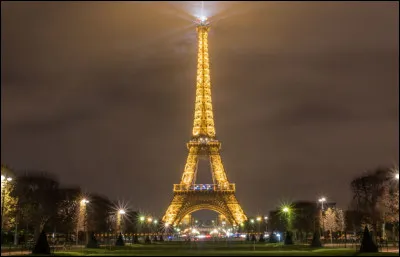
[0,250,30,256]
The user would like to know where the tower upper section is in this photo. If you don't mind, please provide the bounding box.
[192,23,216,139]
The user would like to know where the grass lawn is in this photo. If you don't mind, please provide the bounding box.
[33,242,399,256]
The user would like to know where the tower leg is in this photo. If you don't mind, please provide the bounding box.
[180,147,199,186]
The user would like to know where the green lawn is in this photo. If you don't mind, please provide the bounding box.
[36,242,399,256]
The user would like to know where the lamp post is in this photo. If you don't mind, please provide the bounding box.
[395,170,399,243]
[318,197,326,241]
[282,206,293,244]
[264,216,268,233]
[118,209,126,234]
[282,207,291,228]
[147,217,153,235]
[76,198,89,245]
[1,175,13,230]
[256,217,262,235]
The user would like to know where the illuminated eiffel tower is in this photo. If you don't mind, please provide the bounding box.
[162,18,247,226]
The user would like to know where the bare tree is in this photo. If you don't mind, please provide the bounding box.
[350,167,390,239]
[13,171,60,241]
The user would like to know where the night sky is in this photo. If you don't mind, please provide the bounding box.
[1,2,398,218]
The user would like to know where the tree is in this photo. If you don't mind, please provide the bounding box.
[1,181,18,230]
[291,202,318,243]
[322,208,338,244]
[381,188,399,223]
[123,211,139,234]
[54,188,81,237]
[86,194,114,233]
[335,209,345,233]
[344,210,363,234]
[12,172,60,242]
[350,167,391,239]
[379,179,399,240]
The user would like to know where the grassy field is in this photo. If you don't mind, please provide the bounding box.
[39,242,399,256]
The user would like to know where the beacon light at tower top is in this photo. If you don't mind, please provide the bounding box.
[197,16,209,25]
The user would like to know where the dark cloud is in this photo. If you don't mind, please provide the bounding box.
[1,1,398,217]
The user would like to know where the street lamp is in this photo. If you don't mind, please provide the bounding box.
[318,197,326,210]
[318,197,327,241]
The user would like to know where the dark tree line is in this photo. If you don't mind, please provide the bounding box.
[6,170,131,244]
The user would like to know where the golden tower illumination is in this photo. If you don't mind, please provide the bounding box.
[162,18,247,226]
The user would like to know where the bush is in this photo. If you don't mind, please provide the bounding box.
[32,230,50,255]
[359,226,378,253]
[115,233,125,246]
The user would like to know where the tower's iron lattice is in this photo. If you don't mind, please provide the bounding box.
[162,20,247,226]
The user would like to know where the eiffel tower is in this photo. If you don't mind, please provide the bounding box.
[162,18,247,226]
